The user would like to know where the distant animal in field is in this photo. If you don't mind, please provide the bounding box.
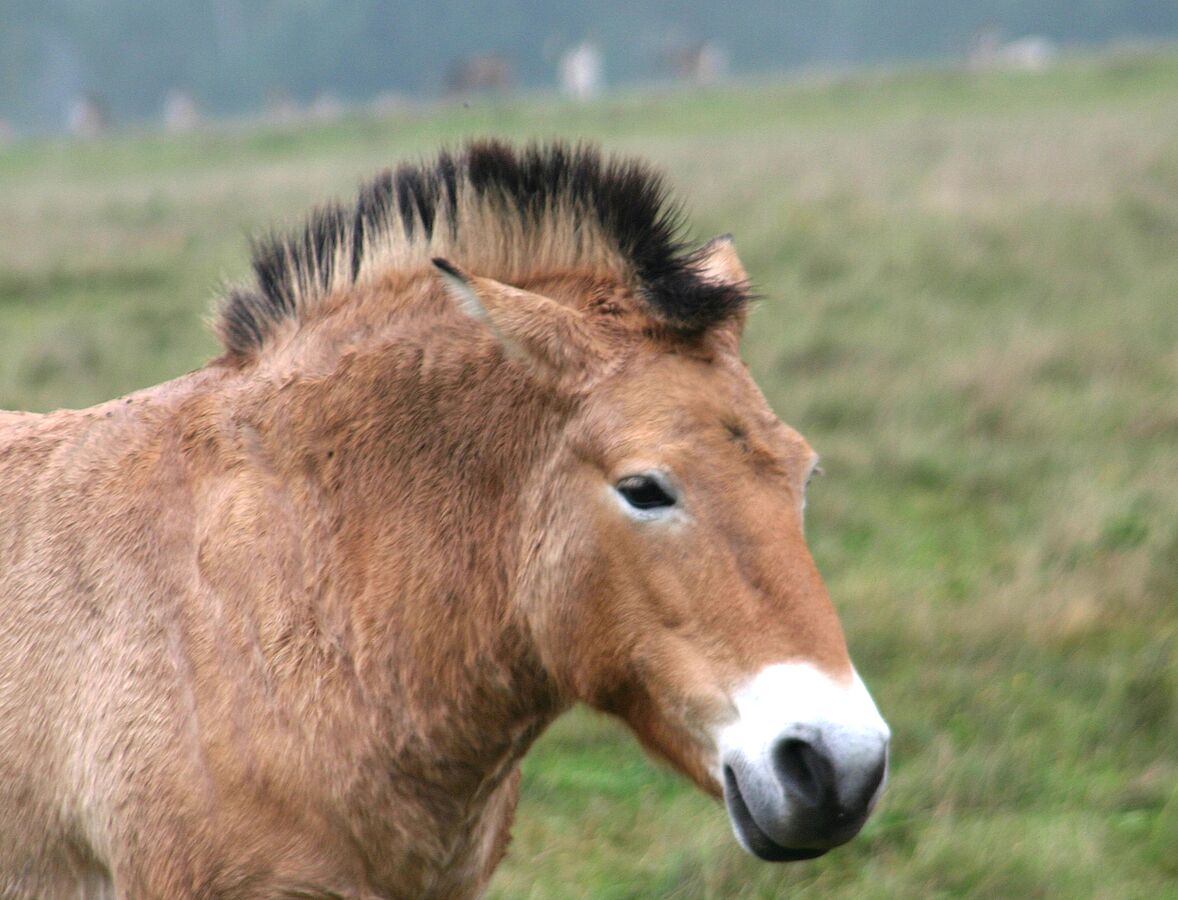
[0,141,889,898]
[558,41,604,100]
[446,54,513,95]
[969,28,1057,72]
[163,90,202,133]
[662,41,729,85]
[67,93,107,138]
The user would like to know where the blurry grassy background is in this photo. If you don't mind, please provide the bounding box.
[2,50,1177,898]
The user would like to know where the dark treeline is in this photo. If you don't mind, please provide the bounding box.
[4,0,1178,129]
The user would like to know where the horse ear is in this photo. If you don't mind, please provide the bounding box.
[432,258,592,379]
[695,235,749,351]
[695,234,748,288]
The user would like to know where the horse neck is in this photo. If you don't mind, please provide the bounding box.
[227,307,570,791]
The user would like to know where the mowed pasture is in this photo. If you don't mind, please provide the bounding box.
[2,50,1177,898]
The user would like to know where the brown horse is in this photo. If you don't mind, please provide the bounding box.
[0,142,889,898]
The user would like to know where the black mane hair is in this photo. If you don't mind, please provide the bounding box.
[216,140,749,357]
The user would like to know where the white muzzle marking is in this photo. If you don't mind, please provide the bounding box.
[714,663,890,859]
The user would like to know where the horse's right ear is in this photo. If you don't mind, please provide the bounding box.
[694,235,749,353]
[432,258,592,380]
[695,234,748,288]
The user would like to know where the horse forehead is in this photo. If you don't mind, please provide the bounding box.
[606,351,764,418]
[575,354,813,476]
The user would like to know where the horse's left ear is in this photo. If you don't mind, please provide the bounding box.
[695,234,749,351]
[432,258,592,380]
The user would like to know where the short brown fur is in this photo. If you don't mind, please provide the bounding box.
[0,144,852,898]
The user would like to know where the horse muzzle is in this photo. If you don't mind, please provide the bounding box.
[716,663,890,860]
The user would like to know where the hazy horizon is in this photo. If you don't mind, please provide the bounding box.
[4,0,1178,132]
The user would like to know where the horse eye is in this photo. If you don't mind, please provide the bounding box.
[616,475,677,511]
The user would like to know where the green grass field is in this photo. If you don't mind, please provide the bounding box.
[2,50,1177,898]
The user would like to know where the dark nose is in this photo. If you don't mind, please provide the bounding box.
[772,736,887,844]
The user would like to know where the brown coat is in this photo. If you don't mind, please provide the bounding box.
[0,143,879,898]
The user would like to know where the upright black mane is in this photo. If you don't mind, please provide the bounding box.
[216,140,749,356]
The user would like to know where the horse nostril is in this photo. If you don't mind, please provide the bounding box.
[771,737,836,809]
